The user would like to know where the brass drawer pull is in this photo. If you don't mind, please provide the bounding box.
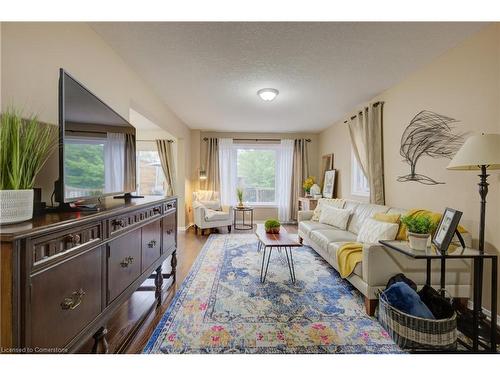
[112,219,126,228]
[65,234,81,246]
[120,256,134,268]
[166,229,173,235]
[60,288,85,310]
[153,207,161,214]
[148,240,157,248]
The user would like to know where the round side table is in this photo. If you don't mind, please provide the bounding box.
[232,206,254,230]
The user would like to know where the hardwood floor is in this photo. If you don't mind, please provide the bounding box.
[84,223,297,354]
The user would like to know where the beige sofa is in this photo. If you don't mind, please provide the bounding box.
[298,199,472,315]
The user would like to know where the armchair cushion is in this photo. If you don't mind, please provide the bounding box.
[205,209,230,222]
[198,200,221,210]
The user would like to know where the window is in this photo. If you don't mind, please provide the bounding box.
[351,150,370,197]
[136,148,166,196]
[235,146,277,205]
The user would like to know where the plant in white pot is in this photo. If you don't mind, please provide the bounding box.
[401,214,435,251]
[0,109,57,224]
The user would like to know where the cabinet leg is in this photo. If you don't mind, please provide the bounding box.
[155,265,164,307]
[92,326,109,354]
[171,250,177,283]
[228,225,232,233]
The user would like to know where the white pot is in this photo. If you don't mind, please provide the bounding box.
[408,232,431,251]
[0,189,34,225]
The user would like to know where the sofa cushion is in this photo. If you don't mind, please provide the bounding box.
[357,218,399,244]
[347,203,390,234]
[311,198,345,221]
[328,242,363,278]
[309,229,357,250]
[204,209,230,222]
[298,221,333,236]
[319,206,351,230]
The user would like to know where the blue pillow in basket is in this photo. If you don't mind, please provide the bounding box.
[383,282,435,319]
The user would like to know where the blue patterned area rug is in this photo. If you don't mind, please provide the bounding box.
[143,234,402,354]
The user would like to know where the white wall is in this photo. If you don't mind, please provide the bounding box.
[319,24,500,313]
[1,22,192,226]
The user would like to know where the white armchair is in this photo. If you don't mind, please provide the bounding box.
[192,190,233,235]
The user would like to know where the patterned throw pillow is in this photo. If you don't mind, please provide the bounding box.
[311,198,345,221]
[318,205,351,230]
[357,218,399,244]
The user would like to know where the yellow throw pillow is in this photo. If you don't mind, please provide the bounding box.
[373,212,401,224]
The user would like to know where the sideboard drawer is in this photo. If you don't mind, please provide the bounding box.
[29,247,102,349]
[107,228,142,303]
[162,212,176,253]
[107,204,163,237]
[142,220,161,272]
[29,223,102,269]
[164,199,176,213]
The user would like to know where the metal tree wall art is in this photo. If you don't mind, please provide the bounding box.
[398,110,466,185]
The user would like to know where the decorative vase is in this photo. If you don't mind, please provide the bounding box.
[0,189,34,224]
[408,232,430,251]
[237,201,244,208]
[310,183,321,196]
[265,226,280,234]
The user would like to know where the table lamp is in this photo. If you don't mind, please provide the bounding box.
[447,133,500,340]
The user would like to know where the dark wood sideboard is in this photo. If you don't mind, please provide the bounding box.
[0,196,177,353]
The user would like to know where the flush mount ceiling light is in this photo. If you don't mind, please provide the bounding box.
[257,88,279,102]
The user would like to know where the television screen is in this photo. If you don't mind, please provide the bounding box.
[59,70,136,202]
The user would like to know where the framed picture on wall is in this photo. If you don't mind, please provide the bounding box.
[322,169,336,198]
[432,208,463,254]
[320,154,334,189]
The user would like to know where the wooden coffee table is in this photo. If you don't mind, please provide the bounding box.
[255,224,302,283]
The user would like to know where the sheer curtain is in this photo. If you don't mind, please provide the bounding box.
[277,139,294,222]
[218,138,236,206]
[104,132,125,193]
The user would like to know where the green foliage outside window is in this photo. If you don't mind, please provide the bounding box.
[65,143,105,189]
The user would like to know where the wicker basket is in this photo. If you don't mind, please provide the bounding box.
[377,292,457,351]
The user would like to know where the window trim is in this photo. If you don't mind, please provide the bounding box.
[351,149,370,197]
[233,143,279,205]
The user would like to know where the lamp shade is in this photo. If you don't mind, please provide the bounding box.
[447,133,500,170]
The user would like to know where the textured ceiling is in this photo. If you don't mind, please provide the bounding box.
[91,22,486,133]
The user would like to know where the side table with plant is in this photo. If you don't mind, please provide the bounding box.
[401,214,436,251]
[0,109,57,224]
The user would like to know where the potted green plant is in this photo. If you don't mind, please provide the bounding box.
[264,219,281,234]
[236,187,244,208]
[0,109,57,224]
[400,214,435,251]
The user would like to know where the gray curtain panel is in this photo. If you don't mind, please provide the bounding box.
[347,102,385,205]
[203,137,220,192]
[156,139,176,196]
[290,138,310,221]
[124,133,137,193]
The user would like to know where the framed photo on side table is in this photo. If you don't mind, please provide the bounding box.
[432,207,463,254]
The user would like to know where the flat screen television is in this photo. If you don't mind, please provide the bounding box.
[58,69,136,204]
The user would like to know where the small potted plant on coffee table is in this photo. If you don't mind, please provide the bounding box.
[264,219,281,234]
[401,214,435,251]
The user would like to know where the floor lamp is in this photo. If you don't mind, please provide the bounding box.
[447,133,500,341]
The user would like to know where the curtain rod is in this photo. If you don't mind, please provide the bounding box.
[203,137,311,142]
[343,101,384,124]
[137,139,175,143]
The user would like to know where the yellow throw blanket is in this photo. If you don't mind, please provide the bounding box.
[337,242,363,278]
[396,208,467,241]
